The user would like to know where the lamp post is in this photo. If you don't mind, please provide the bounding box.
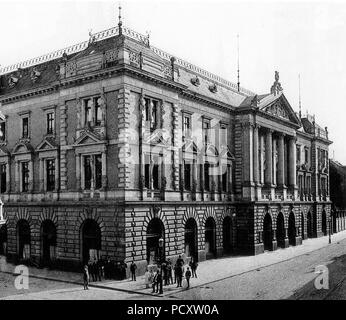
[158,237,164,294]
[328,216,332,244]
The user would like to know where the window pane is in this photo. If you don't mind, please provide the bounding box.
[46,160,55,191]
[184,161,191,190]
[47,113,54,134]
[22,162,29,192]
[0,122,5,141]
[95,155,102,189]
[84,156,91,190]
[94,97,102,126]
[0,164,6,193]
[22,118,29,138]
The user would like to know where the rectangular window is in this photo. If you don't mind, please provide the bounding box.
[84,156,92,190]
[22,117,29,138]
[46,159,55,191]
[152,155,159,190]
[184,160,191,190]
[204,162,210,191]
[0,122,6,141]
[144,155,150,189]
[305,148,309,164]
[47,112,54,134]
[95,155,102,189]
[203,119,210,145]
[21,162,29,192]
[94,97,102,126]
[222,164,229,192]
[183,115,191,137]
[296,145,301,163]
[84,99,92,126]
[220,124,227,146]
[144,98,159,132]
[0,164,6,193]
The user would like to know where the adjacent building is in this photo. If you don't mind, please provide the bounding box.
[0,23,332,274]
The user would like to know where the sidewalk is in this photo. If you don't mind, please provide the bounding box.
[2,230,346,299]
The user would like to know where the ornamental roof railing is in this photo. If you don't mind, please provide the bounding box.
[0,25,255,96]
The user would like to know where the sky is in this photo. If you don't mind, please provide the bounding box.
[0,0,345,162]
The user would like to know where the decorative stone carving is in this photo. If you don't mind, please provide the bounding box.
[209,83,217,93]
[264,102,289,120]
[270,71,283,96]
[8,75,18,88]
[76,98,82,129]
[30,68,41,83]
[66,61,77,77]
[129,50,140,67]
[162,63,172,79]
[97,95,106,122]
[191,76,200,86]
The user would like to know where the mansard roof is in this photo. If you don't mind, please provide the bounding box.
[0,26,254,107]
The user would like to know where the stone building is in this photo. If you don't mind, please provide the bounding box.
[0,22,332,274]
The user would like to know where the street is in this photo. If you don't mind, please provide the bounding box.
[1,232,346,300]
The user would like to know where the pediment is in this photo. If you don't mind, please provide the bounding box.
[260,93,301,126]
[36,137,58,152]
[74,131,103,146]
[0,146,10,157]
[12,142,34,154]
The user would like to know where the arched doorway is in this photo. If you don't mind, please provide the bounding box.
[185,218,198,261]
[147,218,165,265]
[205,217,216,259]
[307,211,313,238]
[322,210,327,236]
[276,213,285,248]
[17,220,31,260]
[223,216,232,254]
[81,219,101,264]
[301,213,305,240]
[263,213,273,251]
[288,212,296,246]
[41,220,57,266]
[0,224,7,255]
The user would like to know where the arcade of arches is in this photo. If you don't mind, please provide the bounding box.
[1,203,331,276]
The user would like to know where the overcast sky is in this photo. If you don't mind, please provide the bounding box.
[0,0,345,162]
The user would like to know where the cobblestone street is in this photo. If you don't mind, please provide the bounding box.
[1,231,346,300]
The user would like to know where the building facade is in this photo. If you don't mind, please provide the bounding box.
[0,24,332,274]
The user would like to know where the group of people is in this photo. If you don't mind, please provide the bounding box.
[82,255,199,292]
[142,256,198,293]
[82,257,128,290]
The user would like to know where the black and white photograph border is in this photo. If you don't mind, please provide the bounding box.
[0,0,345,303]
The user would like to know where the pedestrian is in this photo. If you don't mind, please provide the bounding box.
[121,261,127,279]
[144,268,150,288]
[185,266,192,289]
[149,268,154,288]
[83,265,89,290]
[161,261,168,285]
[176,255,184,267]
[88,260,94,282]
[189,258,198,278]
[94,258,101,281]
[167,259,173,285]
[130,260,137,281]
[176,265,183,288]
[156,270,163,294]
[152,270,159,293]
[174,263,178,284]
[97,258,104,280]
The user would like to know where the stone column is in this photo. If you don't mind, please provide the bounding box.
[39,158,44,192]
[76,154,81,191]
[265,129,273,186]
[277,133,285,186]
[253,124,259,184]
[101,151,108,190]
[288,136,297,188]
[6,158,10,193]
[54,158,59,191]
[260,133,265,184]
[28,160,34,192]
[15,161,19,192]
[272,137,277,186]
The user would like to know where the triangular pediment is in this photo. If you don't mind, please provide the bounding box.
[74,131,103,146]
[259,93,301,126]
[36,137,58,151]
